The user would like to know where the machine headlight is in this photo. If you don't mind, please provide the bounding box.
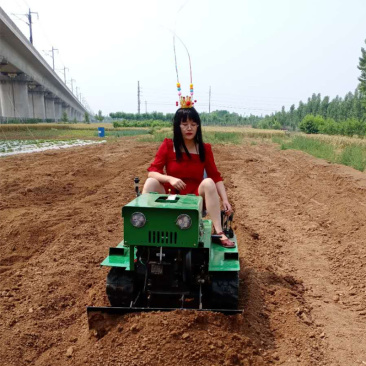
[176,214,192,230]
[131,212,146,228]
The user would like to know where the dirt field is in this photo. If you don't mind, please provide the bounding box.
[1,138,366,366]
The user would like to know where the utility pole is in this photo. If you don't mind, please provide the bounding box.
[76,87,79,100]
[57,67,68,83]
[48,46,58,70]
[145,100,147,114]
[12,9,38,44]
[27,9,38,44]
[62,67,68,84]
[209,86,211,113]
[70,78,75,93]
[137,81,141,114]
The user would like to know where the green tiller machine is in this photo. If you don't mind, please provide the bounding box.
[87,178,241,330]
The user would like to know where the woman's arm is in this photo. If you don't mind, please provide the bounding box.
[148,171,186,191]
[147,139,185,191]
[215,181,233,214]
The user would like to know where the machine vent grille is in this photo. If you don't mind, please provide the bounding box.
[148,231,177,244]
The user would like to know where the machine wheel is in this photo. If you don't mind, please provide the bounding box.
[106,267,134,307]
[209,271,239,310]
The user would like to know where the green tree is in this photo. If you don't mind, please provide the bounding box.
[320,96,330,118]
[61,111,68,122]
[95,110,104,122]
[84,112,90,123]
[357,39,366,118]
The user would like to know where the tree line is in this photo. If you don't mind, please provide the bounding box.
[253,89,365,132]
[109,109,261,126]
[109,111,175,121]
[109,90,365,134]
[108,39,366,136]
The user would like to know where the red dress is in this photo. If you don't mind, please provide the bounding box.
[147,138,223,195]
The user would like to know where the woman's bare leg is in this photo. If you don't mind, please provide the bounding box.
[142,177,166,194]
[198,178,224,235]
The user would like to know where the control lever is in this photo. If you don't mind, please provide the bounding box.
[134,177,140,197]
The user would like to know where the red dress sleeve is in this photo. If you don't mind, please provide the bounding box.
[147,138,169,174]
[204,143,223,183]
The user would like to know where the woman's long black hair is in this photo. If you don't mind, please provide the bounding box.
[173,107,205,162]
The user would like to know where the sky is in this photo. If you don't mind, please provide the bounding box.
[1,0,366,117]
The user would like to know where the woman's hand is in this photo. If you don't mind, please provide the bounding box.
[168,177,186,191]
[222,200,233,215]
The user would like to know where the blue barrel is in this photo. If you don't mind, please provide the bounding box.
[98,127,105,137]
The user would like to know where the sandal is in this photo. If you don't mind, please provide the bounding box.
[212,231,236,248]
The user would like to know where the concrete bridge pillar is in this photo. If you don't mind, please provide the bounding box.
[0,73,29,119]
[45,93,56,121]
[69,108,74,121]
[28,91,33,119]
[54,99,62,121]
[28,85,46,120]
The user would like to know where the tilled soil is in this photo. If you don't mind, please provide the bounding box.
[1,138,365,366]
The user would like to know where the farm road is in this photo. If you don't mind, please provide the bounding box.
[0,138,365,366]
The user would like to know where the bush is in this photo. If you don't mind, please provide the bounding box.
[300,114,366,137]
[299,115,324,134]
[318,118,339,135]
[339,118,366,137]
[256,117,282,130]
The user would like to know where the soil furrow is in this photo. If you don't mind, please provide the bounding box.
[1,139,365,366]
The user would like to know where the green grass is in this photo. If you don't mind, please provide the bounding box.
[204,131,241,144]
[338,145,366,172]
[0,128,149,141]
[278,136,336,161]
[138,130,241,144]
[138,130,173,142]
[272,135,366,172]
[102,130,149,137]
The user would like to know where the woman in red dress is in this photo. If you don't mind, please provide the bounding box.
[142,107,235,248]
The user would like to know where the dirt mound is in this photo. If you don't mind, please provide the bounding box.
[81,310,267,366]
[1,138,366,366]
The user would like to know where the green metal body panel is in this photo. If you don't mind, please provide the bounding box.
[101,193,240,272]
[101,241,136,270]
[202,219,239,271]
[208,237,239,271]
[123,193,203,248]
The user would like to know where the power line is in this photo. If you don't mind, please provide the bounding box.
[11,8,38,44]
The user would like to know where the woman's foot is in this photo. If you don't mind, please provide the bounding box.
[215,231,236,248]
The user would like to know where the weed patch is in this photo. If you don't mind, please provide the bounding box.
[277,136,336,161]
[272,135,366,172]
[204,132,241,144]
[338,145,366,172]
